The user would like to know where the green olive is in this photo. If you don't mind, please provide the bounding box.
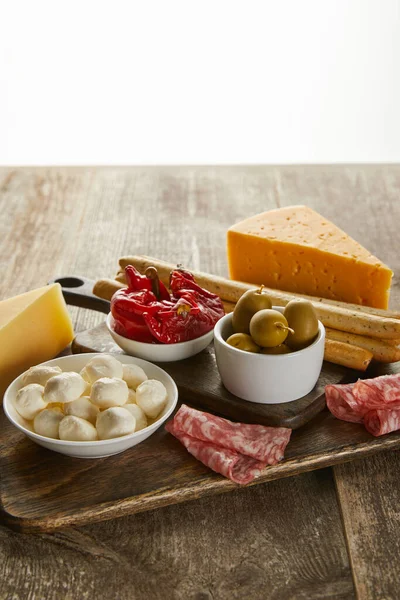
[284,299,319,350]
[249,309,292,348]
[232,287,272,334]
[226,333,261,353]
[261,344,292,355]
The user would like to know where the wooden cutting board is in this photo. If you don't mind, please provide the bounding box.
[72,322,352,429]
[2,372,400,533]
[2,276,400,533]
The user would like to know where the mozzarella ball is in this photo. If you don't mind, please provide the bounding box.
[59,416,98,441]
[33,408,64,439]
[64,396,100,425]
[85,355,123,383]
[15,384,47,420]
[22,365,62,387]
[122,364,148,390]
[136,380,168,418]
[90,377,129,409]
[79,367,92,395]
[124,403,148,431]
[96,407,136,440]
[44,372,86,404]
[127,388,137,404]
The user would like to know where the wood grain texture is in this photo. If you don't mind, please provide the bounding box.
[0,469,353,600]
[1,164,399,599]
[334,452,400,600]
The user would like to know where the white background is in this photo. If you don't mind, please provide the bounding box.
[1,0,399,165]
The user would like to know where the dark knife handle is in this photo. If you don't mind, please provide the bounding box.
[48,276,110,314]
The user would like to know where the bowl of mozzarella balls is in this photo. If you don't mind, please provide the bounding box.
[3,353,178,458]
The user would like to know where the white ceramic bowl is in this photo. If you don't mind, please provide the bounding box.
[214,308,325,404]
[3,353,178,458]
[106,312,214,362]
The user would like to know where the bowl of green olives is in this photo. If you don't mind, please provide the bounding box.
[214,294,325,404]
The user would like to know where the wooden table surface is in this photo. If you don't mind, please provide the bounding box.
[1,165,400,600]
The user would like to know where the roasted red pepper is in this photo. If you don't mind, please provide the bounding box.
[125,265,171,302]
[110,265,225,344]
[111,289,167,343]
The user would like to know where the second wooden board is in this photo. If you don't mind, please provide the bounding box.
[72,322,354,429]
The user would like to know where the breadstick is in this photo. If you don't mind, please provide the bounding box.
[118,256,400,339]
[115,270,125,283]
[222,301,235,314]
[301,295,399,319]
[93,279,126,301]
[385,338,400,347]
[319,307,400,340]
[324,340,373,371]
[325,329,400,364]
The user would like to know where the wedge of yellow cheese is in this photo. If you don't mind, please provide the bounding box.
[227,205,393,309]
[0,284,74,396]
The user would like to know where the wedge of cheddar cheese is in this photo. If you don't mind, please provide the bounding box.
[227,205,393,309]
[0,283,74,395]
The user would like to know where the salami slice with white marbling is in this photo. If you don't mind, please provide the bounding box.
[165,420,264,485]
[170,404,292,465]
[325,383,364,423]
[326,373,400,437]
[353,373,400,408]
[364,409,400,437]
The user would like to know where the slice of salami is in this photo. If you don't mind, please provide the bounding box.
[165,420,264,485]
[353,373,400,408]
[170,404,291,465]
[325,383,364,423]
[364,409,400,437]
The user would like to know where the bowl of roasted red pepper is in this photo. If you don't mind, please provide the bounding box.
[107,265,225,362]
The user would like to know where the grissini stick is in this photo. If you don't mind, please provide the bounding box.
[324,340,373,371]
[325,329,400,364]
[117,256,400,339]
[93,279,126,301]
[385,339,400,346]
